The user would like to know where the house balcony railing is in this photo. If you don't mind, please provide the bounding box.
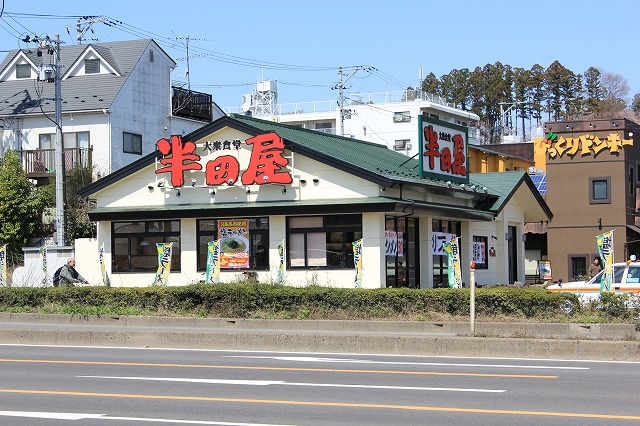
[172,86,213,122]
[23,148,93,178]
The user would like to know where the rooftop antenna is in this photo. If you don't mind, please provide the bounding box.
[175,36,208,91]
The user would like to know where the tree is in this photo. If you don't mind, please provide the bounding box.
[0,151,51,261]
[513,67,531,139]
[631,93,640,114]
[421,72,441,97]
[583,67,604,115]
[598,70,629,117]
[64,166,96,243]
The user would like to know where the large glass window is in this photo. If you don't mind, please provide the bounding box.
[197,218,269,270]
[432,220,461,288]
[385,216,419,288]
[287,215,362,269]
[112,221,180,272]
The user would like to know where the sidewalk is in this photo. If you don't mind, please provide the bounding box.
[1,313,639,361]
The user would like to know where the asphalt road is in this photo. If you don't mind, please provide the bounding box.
[0,344,639,425]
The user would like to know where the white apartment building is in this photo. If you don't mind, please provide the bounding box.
[228,81,480,157]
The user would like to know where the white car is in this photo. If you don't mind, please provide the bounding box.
[547,261,640,302]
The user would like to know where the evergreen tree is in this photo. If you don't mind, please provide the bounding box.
[0,151,51,260]
[421,72,441,98]
[584,66,604,115]
[513,67,531,139]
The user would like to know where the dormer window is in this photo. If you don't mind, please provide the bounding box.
[16,64,31,79]
[84,59,100,74]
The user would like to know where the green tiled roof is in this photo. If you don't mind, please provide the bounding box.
[230,113,429,183]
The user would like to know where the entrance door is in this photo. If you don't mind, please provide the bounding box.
[385,217,419,288]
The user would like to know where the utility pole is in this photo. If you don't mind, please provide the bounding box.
[24,33,66,245]
[53,34,64,246]
[332,66,370,137]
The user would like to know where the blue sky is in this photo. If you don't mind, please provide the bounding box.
[1,0,638,110]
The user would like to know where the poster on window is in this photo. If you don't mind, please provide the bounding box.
[472,241,485,264]
[153,242,172,286]
[352,239,363,288]
[384,231,404,256]
[205,240,221,284]
[432,232,456,256]
[99,243,110,287]
[443,237,462,288]
[218,220,250,269]
[277,239,285,284]
[0,244,6,287]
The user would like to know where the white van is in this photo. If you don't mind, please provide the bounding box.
[547,261,640,301]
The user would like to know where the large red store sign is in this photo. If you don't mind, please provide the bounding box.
[155,132,293,187]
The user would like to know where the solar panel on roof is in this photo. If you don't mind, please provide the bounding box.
[529,174,546,194]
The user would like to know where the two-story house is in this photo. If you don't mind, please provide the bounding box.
[0,38,224,181]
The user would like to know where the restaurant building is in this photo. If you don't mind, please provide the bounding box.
[537,118,640,282]
[77,114,552,288]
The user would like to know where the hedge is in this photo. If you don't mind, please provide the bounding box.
[0,284,591,320]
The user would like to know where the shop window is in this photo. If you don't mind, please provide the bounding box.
[196,218,269,271]
[570,256,587,281]
[589,176,611,204]
[472,236,488,269]
[432,219,461,288]
[287,215,362,268]
[112,220,181,272]
[123,132,142,154]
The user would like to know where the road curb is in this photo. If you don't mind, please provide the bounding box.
[1,313,640,360]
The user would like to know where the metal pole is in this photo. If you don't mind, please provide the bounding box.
[53,34,65,246]
[470,262,476,334]
[338,66,344,137]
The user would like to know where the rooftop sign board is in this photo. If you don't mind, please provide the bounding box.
[418,115,469,183]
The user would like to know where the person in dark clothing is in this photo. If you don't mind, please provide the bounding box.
[59,258,89,287]
[588,257,602,279]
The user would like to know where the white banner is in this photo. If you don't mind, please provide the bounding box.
[432,232,456,256]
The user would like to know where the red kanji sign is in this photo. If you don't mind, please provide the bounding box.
[155,136,203,187]
[155,133,293,188]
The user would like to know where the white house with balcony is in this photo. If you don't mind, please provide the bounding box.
[228,81,480,157]
[0,38,224,182]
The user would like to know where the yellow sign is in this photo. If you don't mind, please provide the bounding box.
[535,133,632,159]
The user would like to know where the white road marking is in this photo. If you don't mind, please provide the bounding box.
[225,355,589,370]
[2,343,637,364]
[0,410,293,425]
[79,375,506,393]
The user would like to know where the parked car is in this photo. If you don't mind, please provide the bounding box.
[546,260,640,302]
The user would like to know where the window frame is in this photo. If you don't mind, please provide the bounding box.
[589,176,611,204]
[472,236,488,269]
[16,63,31,79]
[394,139,410,151]
[112,220,181,273]
[287,214,362,269]
[196,218,269,271]
[84,58,100,74]
[123,132,143,155]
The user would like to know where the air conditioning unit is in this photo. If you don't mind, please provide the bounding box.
[406,143,412,150]
[527,166,537,174]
